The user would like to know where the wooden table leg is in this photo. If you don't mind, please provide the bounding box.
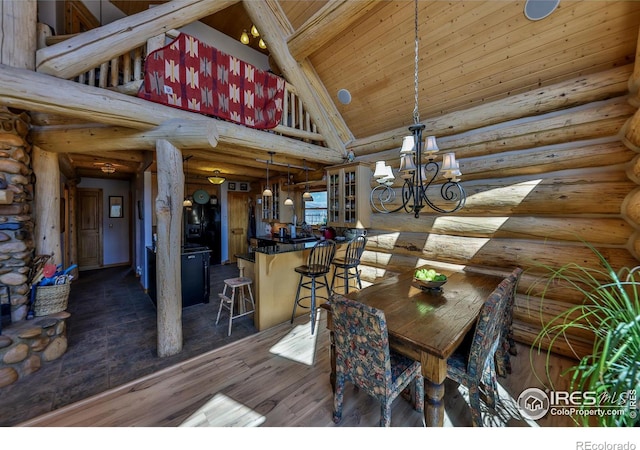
[321,303,336,392]
[421,352,448,427]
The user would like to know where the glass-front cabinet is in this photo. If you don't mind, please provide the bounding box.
[326,162,371,228]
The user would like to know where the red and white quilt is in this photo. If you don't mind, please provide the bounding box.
[138,33,285,130]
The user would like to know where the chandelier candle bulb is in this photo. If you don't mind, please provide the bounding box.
[400,154,417,174]
[441,153,457,171]
[425,135,439,154]
[400,135,415,154]
[381,165,395,185]
[374,161,388,179]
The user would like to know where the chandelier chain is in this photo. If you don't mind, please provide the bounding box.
[413,0,420,124]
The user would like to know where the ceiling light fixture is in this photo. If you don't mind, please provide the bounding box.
[262,152,274,197]
[101,163,116,174]
[183,156,192,207]
[370,0,465,218]
[240,29,250,45]
[207,170,226,185]
[284,164,294,206]
[303,160,313,202]
[240,24,267,49]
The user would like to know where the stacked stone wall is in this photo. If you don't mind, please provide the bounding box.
[0,107,35,322]
[0,107,68,388]
[0,312,68,387]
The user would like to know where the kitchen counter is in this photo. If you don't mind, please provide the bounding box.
[236,239,350,331]
[253,235,320,254]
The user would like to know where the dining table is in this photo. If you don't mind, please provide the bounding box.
[323,266,504,427]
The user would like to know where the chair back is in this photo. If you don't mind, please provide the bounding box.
[466,276,513,378]
[330,294,392,401]
[306,239,336,274]
[343,235,367,266]
[503,267,523,331]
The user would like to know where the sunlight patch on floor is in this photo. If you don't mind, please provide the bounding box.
[179,393,265,427]
[455,381,540,427]
[268,318,319,366]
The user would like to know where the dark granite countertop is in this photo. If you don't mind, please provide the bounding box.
[235,253,256,263]
[252,239,319,255]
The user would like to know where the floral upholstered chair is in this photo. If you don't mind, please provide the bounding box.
[495,267,523,378]
[330,294,424,427]
[446,275,514,426]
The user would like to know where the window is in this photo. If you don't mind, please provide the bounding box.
[303,191,327,225]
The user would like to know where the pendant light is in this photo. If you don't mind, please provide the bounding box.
[284,164,294,206]
[183,156,192,207]
[262,152,274,197]
[207,170,226,185]
[369,0,465,217]
[303,160,313,201]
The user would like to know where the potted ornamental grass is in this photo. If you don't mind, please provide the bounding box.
[528,243,639,426]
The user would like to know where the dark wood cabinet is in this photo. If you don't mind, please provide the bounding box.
[147,247,211,308]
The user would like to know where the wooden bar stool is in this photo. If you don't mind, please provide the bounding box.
[291,239,336,334]
[216,277,255,336]
[330,235,367,294]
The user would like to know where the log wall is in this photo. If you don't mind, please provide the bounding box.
[357,65,640,359]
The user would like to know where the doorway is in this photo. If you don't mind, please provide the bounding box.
[77,188,103,270]
[227,191,249,263]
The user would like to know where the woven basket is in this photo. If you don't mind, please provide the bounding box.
[34,283,71,316]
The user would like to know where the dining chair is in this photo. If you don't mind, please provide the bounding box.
[330,235,367,294]
[446,275,514,426]
[330,294,424,427]
[495,267,523,378]
[290,239,336,334]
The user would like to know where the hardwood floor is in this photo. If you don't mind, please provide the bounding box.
[16,309,581,428]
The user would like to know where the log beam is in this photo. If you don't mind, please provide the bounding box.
[31,119,218,153]
[349,65,633,156]
[155,139,184,357]
[36,0,239,79]
[0,63,343,164]
[244,0,351,152]
[287,0,381,61]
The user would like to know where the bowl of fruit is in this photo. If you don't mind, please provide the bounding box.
[413,268,447,290]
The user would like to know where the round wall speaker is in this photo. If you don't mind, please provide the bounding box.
[193,189,210,204]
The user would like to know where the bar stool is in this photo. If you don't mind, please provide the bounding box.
[291,239,336,334]
[330,235,367,294]
[216,277,255,336]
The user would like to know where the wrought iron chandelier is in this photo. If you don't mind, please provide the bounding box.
[370,0,465,218]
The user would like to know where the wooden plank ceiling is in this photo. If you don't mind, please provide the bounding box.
[60,0,640,183]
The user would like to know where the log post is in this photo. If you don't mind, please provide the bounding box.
[32,145,62,265]
[67,179,79,280]
[155,139,183,357]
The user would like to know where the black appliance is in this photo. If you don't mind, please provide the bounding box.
[147,247,211,308]
[184,201,221,264]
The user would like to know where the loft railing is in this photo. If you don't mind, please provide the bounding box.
[39,28,324,145]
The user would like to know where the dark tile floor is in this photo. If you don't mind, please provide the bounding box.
[0,262,257,426]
